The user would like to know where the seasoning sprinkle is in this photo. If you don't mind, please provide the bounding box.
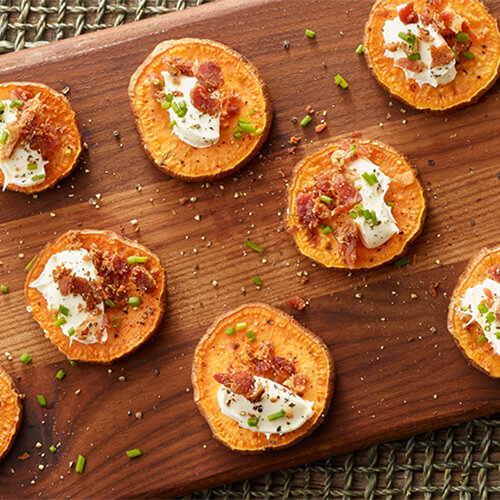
[56,369,66,381]
[75,455,86,474]
[268,409,286,421]
[20,353,32,365]
[37,395,47,407]
[126,448,142,459]
[246,239,264,253]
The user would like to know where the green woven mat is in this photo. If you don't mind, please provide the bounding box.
[5,2,500,498]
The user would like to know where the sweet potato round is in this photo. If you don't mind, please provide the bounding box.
[364,0,500,112]
[0,82,81,193]
[447,244,500,377]
[287,139,426,269]
[129,38,272,181]
[0,365,22,461]
[25,229,166,363]
[192,302,334,453]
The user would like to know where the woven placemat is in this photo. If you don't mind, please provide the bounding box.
[4,2,500,498]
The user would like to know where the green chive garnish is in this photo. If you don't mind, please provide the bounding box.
[456,32,469,43]
[126,448,142,459]
[235,322,247,331]
[478,303,488,314]
[248,108,255,116]
[233,132,242,139]
[68,327,75,336]
[161,100,171,109]
[370,211,378,225]
[334,74,349,89]
[320,195,333,204]
[10,99,24,108]
[398,32,415,49]
[268,409,286,421]
[387,201,395,207]
[486,311,496,324]
[355,44,364,54]
[171,101,180,114]
[27,162,38,170]
[20,353,32,365]
[37,395,47,407]
[452,49,459,62]
[305,29,316,39]
[75,455,86,474]
[1,285,8,293]
[362,172,378,186]
[300,115,312,127]
[225,327,236,335]
[485,325,491,332]
[350,144,357,155]
[105,298,116,308]
[56,369,66,381]
[407,53,421,60]
[64,147,72,156]
[246,330,256,342]
[54,316,67,328]
[362,209,371,220]
[239,122,256,133]
[395,256,409,268]
[0,102,5,112]
[169,120,176,129]
[253,277,263,286]
[496,332,500,340]
[349,211,357,219]
[128,296,140,307]
[463,51,474,60]
[166,93,173,103]
[70,360,77,366]
[322,225,333,235]
[127,255,148,264]
[49,445,57,453]
[112,317,121,328]
[246,239,264,253]
[478,334,486,343]
[24,254,37,272]
[58,304,69,316]
[157,80,165,90]
[0,131,9,145]
[247,417,259,427]
[31,174,45,182]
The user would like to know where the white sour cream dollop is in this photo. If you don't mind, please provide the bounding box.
[382,5,457,87]
[30,249,107,345]
[0,99,47,190]
[161,72,220,148]
[217,376,314,437]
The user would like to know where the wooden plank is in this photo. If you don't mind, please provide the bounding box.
[0,0,500,496]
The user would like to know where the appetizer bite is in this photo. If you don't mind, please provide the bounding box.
[287,139,425,269]
[25,230,166,363]
[192,303,334,452]
[0,365,22,461]
[364,0,500,111]
[0,82,81,193]
[129,38,272,181]
[448,245,500,377]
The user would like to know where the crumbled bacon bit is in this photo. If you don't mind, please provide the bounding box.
[55,268,99,311]
[315,122,327,133]
[430,44,455,68]
[194,61,224,91]
[335,217,359,267]
[130,266,156,293]
[289,136,301,145]
[179,196,189,205]
[487,264,500,283]
[399,2,418,24]
[441,9,466,34]
[395,57,427,73]
[384,42,401,52]
[163,55,194,77]
[332,173,362,215]
[305,105,314,114]
[283,373,307,396]
[191,83,220,115]
[213,369,264,403]
[221,92,243,118]
[429,281,440,297]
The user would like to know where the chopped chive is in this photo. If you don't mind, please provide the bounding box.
[246,239,264,253]
[370,211,378,225]
[1,285,8,293]
[157,80,165,90]
[478,334,486,343]
[387,201,395,207]
[395,256,409,268]
[496,332,500,340]
[233,131,242,139]
[161,100,171,109]
[355,43,364,54]
[485,325,491,332]
[300,115,312,127]
[238,117,250,125]
[255,128,263,135]
[64,147,72,156]
[27,162,38,171]
[58,304,69,316]
[334,74,349,89]
[166,93,173,103]
[49,445,57,453]
[320,195,333,204]
[126,448,142,459]
[128,296,141,307]
[253,277,263,286]
[305,28,316,39]
[127,255,149,264]
[75,455,86,474]
[362,172,377,186]
[56,369,66,381]
[31,174,45,182]
[10,99,24,108]
[452,49,459,62]
[70,360,77,366]
[247,417,259,427]
[407,53,421,60]
[239,122,256,133]
[54,316,67,327]
[0,131,9,145]
[248,108,255,116]
[171,101,180,114]
[463,51,474,60]
[235,322,247,331]
[349,144,357,155]
[245,330,256,342]
[321,225,333,235]
[67,327,75,336]
[105,298,116,308]
[349,211,357,219]
[169,120,176,129]
[268,409,286,421]
[24,254,37,272]
[362,209,371,220]
[225,327,236,335]
[456,32,469,43]
[37,395,47,407]
[478,303,488,314]
[112,317,121,328]
[20,353,32,365]
[398,32,415,49]
[0,102,5,112]
[486,311,496,324]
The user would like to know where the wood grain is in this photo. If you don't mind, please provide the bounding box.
[0,0,499,496]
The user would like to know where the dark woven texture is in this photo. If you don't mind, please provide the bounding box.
[5,2,500,498]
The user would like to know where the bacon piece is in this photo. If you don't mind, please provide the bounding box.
[296,192,319,231]
[56,269,98,311]
[221,92,243,118]
[487,264,500,283]
[271,356,296,383]
[194,61,224,91]
[399,2,418,24]
[385,42,401,52]
[130,265,156,293]
[283,373,307,396]
[332,173,362,215]
[11,88,35,102]
[395,57,427,73]
[190,83,220,116]
[163,55,194,77]
[288,296,306,311]
[430,44,455,68]
[29,122,59,159]
[335,218,359,267]
[441,9,466,34]
[213,369,264,403]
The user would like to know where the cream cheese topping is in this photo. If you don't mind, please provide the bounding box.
[0,99,47,190]
[161,71,220,148]
[460,278,500,355]
[217,376,314,437]
[348,157,399,248]
[29,249,107,345]
[382,6,457,87]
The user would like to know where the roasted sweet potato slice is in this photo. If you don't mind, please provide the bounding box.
[0,82,81,193]
[0,365,22,461]
[287,139,426,269]
[129,38,272,181]
[192,303,334,452]
[448,244,500,377]
[364,0,500,111]
[25,230,166,363]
